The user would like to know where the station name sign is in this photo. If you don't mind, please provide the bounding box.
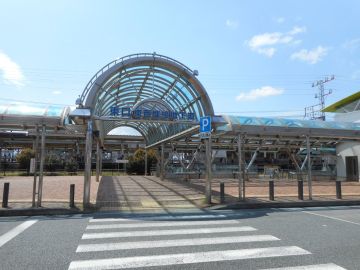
[109,106,196,121]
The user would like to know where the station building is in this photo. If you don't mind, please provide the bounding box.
[1,53,360,206]
[323,91,360,181]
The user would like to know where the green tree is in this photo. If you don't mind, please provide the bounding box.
[65,157,78,174]
[16,148,35,175]
[45,155,62,173]
[127,148,157,175]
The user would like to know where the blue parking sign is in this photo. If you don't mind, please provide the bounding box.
[200,116,211,133]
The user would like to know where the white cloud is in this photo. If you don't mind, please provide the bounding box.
[247,26,306,57]
[0,51,25,87]
[248,32,292,48]
[257,48,276,57]
[236,86,284,101]
[291,46,328,64]
[52,90,62,95]
[108,126,141,136]
[226,19,239,29]
[288,26,306,35]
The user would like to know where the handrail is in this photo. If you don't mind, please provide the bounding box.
[79,53,194,106]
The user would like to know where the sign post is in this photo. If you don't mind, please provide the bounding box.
[200,116,211,138]
[200,116,212,204]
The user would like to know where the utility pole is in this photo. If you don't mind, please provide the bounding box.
[304,75,334,121]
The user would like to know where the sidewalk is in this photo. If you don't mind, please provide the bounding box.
[1,175,360,216]
[0,175,99,208]
[95,176,205,212]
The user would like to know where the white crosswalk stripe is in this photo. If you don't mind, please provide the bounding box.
[260,263,347,270]
[88,212,253,223]
[68,246,310,270]
[86,219,240,229]
[69,214,347,270]
[88,214,227,223]
[76,235,279,252]
[82,226,257,239]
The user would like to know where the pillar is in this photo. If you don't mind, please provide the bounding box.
[99,146,103,176]
[37,125,46,207]
[160,143,164,180]
[306,135,312,200]
[32,125,39,207]
[205,136,212,204]
[144,149,148,176]
[95,140,101,182]
[238,134,244,201]
[83,120,93,208]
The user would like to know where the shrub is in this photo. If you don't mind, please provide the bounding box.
[126,148,157,175]
[65,157,78,174]
[16,148,35,175]
[45,155,62,172]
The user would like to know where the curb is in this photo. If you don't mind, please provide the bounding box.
[2,200,360,216]
[0,208,94,217]
[210,200,360,210]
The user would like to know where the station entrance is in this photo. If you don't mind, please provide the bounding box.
[73,53,360,209]
[72,53,215,208]
[2,53,360,210]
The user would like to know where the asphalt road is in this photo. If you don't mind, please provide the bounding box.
[1,206,360,269]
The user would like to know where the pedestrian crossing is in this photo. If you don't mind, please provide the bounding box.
[68,213,347,270]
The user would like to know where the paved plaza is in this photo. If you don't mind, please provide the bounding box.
[1,175,360,211]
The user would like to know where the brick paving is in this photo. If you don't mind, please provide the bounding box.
[95,176,205,211]
[205,178,360,203]
[1,175,360,211]
[0,175,99,208]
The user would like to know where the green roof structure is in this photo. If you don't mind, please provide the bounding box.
[323,91,360,112]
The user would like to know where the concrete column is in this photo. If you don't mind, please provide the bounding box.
[99,147,103,176]
[37,125,46,207]
[95,140,101,182]
[205,136,212,204]
[32,125,39,207]
[160,143,164,180]
[238,134,244,201]
[83,120,93,208]
[144,149,148,176]
[306,136,312,200]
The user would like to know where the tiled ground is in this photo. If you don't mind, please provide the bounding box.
[1,175,360,210]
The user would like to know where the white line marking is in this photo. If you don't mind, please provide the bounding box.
[69,246,310,269]
[77,234,279,252]
[303,211,360,226]
[82,226,257,239]
[86,219,240,230]
[0,220,38,248]
[261,263,347,270]
[89,214,227,223]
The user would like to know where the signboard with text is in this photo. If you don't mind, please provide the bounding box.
[200,116,211,138]
[109,106,195,121]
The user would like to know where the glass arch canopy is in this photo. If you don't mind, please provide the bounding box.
[80,53,214,145]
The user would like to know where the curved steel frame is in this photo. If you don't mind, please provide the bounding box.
[80,53,214,145]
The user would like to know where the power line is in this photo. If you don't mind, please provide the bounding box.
[304,75,335,121]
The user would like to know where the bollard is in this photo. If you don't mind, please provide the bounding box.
[70,184,75,208]
[336,181,342,199]
[220,182,225,203]
[269,180,274,201]
[2,182,9,208]
[298,180,304,200]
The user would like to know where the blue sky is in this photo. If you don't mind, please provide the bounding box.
[1,0,360,119]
